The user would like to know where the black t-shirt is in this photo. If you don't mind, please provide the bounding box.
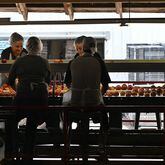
[1,47,27,60]
[64,52,111,93]
[8,55,51,93]
[8,55,50,110]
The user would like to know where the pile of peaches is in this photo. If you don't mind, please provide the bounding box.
[105,84,165,97]
[49,84,69,96]
[0,83,69,97]
[0,83,16,96]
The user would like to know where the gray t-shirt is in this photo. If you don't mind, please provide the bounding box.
[70,53,102,106]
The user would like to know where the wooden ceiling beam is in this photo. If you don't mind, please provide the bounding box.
[15,3,28,20]
[0,2,165,13]
[123,7,165,13]
[0,1,165,4]
[115,2,122,18]
[63,3,74,20]
[7,7,165,13]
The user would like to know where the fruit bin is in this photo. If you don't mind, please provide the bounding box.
[105,82,165,97]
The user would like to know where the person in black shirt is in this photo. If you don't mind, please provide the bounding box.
[1,32,27,60]
[8,36,50,162]
[1,32,27,86]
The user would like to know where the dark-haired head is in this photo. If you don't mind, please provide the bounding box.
[74,36,86,56]
[9,32,24,45]
[74,36,86,45]
[83,37,97,54]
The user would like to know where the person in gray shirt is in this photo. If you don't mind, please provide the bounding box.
[69,37,108,163]
[71,50,102,106]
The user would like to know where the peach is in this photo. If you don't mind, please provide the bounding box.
[127,85,133,90]
[139,91,144,96]
[113,91,119,97]
[2,83,8,90]
[1,59,7,63]
[106,90,112,97]
[131,91,137,96]
[157,87,162,96]
[151,91,156,97]
[144,93,150,97]
[132,87,138,93]
[108,92,113,97]
[55,88,61,96]
[121,84,127,90]
[120,91,126,96]
[109,86,115,90]
[163,91,165,96]
[115,85,121,90]
[126,91,131,97]
[3,83,8,88]
[138,88,144,93]
[144,88,150,93]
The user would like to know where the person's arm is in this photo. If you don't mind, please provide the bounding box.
[64,60,72,88]
[45,59,51,84]
[94,52,110,93]
[93,52,102,59]
[8,59,19,87]
[64,54,79,88]
[99,58,111,95]
[1,48,9,60]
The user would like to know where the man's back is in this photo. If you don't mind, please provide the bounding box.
[70,54,101,106]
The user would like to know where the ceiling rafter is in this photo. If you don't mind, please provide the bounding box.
[115,2,122,18]
[15,3,28,20]
[0,1,164,18]
[63,3,74,20]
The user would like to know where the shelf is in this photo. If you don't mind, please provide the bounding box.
[1,59,165,73]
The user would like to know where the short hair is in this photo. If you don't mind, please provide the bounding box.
[74,36,86,45]
[26,36,43,54]
[83,36,97,53]
[9,32,24,45]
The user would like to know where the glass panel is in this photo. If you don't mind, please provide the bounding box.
[110,72,165,82]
